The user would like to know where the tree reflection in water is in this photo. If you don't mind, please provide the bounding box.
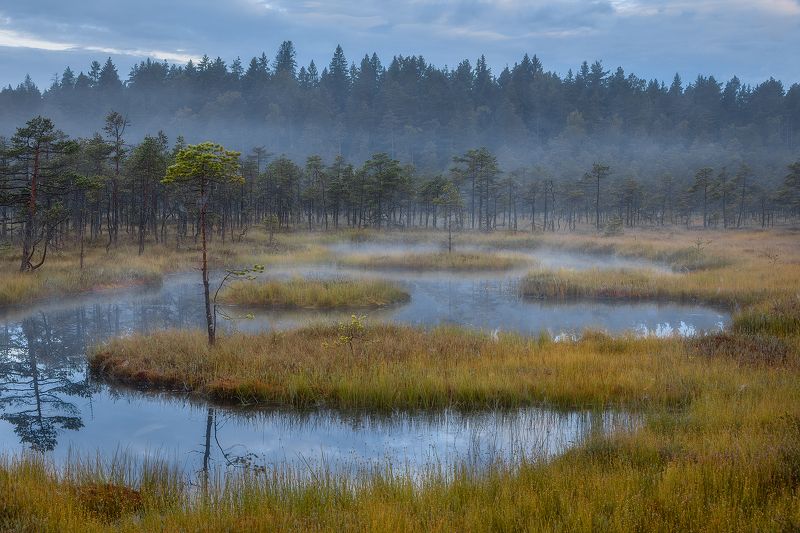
[0,310,98,451]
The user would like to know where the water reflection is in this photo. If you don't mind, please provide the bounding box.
[107,393,634,477]
[0,248,727,472]
[0,313,96,451]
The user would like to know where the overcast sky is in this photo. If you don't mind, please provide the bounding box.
[1,0,799,90]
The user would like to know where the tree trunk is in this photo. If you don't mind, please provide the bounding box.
[21,144,40,272]
[200,181,215,346]
[595,176,600,231]
[448,211,453,253]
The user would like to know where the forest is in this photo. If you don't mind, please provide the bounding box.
[1,40,799,176]
[1,109,799,274]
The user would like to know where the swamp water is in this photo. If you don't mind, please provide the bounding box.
[0,246,727,477]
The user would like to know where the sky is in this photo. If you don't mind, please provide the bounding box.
[0,0,799,90]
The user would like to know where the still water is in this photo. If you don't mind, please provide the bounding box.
[0,247,727,476]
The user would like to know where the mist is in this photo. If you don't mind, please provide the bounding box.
[1,43,798,187]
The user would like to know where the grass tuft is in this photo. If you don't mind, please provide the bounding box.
[74,483,143,522]
[687,332,795,367]
[733,296,800,337]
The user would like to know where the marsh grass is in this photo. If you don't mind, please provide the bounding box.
[521,260,800,307]
[310,227,732,271]
[14,318,800,531]
[534,237,732,271]
[7,228,800,530]
[90,323,798,411]
[0,233,331,306]
[0,248,167,306]
[0,227,757,306]
[220,278,409,308]
[733,296,800,337]
[2,426,799,532]
[340,251,529,271]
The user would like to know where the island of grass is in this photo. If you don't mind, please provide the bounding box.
[219,278,409,309]
[340,251,528,271]
[89,292,799,410]
[521,260,795,308]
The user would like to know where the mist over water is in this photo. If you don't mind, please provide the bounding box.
[0,245,726,477]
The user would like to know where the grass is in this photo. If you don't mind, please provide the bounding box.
[220,278,409,309]
[527,235,732,272]
[521,252,800,308]
[15,316,800,530]
[325,227,732,271]
[4,405,799,533]
[340,251,528,271]
[0,231,332,306]
[6,227,800,530]
[733,297,800,337]
[515,230,800,326]
[90,317,799,410]
[0,226,757,306]
[0,248,166,306]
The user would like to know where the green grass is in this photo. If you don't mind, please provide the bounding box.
[220,278,409,309]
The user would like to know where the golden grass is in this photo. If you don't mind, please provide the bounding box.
[1,226,782,306]
[520,267,790,308]
[5,228,800,530]
[340,251,528,271]
[0,231,332,306]
[12,318,800,531]
[0,248,166,306]
[319,227,734,271]
[515,229,799,306]
[220,278,409,309]
[90,322,798,410]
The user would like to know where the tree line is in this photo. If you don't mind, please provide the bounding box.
[1,41,799,172]
[2,113,799,273]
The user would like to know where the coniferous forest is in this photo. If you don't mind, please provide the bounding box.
[2,40,799,172]
[1,41,799,267]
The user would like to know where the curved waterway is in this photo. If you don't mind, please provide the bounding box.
[0,246,727,477]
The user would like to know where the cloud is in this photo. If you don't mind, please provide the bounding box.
[0,0,797,87]
[0,28,73,51]
[83,46,196,64]
[0,25,197,63]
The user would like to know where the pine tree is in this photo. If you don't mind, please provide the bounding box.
[274,41,297,79]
